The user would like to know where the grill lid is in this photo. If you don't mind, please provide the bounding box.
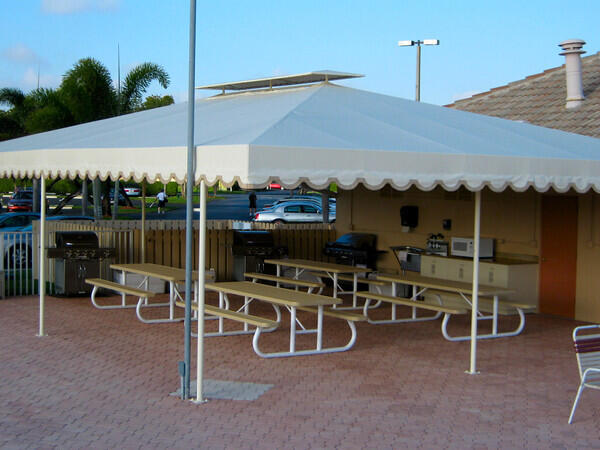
[325,233,376,250]
[233,230,274,247]
[56,231,99,248]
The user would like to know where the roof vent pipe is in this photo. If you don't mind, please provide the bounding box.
[559,39,586,109]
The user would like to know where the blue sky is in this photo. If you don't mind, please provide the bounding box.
[1,0,598,106]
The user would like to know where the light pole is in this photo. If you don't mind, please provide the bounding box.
[398,39,439,102]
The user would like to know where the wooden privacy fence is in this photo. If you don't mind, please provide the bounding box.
[33,220,336,283]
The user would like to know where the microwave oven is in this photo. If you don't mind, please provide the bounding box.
[450,237,494,258]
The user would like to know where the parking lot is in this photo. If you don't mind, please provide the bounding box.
[1,190,292,221]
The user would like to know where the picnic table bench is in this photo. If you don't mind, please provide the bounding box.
[85,278,172,324]
[175,300,279,339]
[244,272,324,293]
[356,291,468,335]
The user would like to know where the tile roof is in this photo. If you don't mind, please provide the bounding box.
[446,51,600,138]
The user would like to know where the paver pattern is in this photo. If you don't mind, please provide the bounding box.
[1,293,599,449]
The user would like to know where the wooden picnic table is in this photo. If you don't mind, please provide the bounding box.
[374,272,528,341]
[264,258,372,308]
[205,281,364,357]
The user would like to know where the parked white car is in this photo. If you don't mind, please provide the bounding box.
[253,201,335,223]
[124,186,141,197]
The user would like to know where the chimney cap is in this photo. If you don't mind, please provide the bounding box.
[559,39,586,54]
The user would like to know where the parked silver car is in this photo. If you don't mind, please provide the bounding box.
[263,195,336,210]
[253,201,335,223]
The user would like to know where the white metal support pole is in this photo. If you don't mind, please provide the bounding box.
[141,181,146,263]
[38,175,46,337]
[195,180,207,403]
[468,190,481,374]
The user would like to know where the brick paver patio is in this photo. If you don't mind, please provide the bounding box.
[1,293,599,449]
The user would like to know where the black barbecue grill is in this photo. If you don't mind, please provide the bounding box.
[47,231,115,296]
[232,230,277,257]
[231,230,286,280]
[323,232,383,270]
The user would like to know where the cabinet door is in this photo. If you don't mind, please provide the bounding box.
[421,256,447,279]
[448,260,473,282]
[480,263,508,287]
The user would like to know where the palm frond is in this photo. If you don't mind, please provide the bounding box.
[0,88,26,109]
[120,63,170,113]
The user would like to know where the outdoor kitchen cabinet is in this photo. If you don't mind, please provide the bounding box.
[420,255,539,309]
[420,256,448,279]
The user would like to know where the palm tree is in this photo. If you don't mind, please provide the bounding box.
[60,58,118,124]
[119,62,170,113]
[0,88,27,140]
[59,57,171,216]
[0,87,73,139]
[24,88,74,134]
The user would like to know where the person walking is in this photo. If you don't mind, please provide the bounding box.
[248,190,257,217]
[156,190,168,214]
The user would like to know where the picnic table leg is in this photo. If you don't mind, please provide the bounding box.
[391,282,398,321]
[90,285,101,308]
[333,273,338,299]
[290,307,297,353]
[143,275,149,305]
[492,295,499,335]
[411,284,418,319]
[169,282,175,320]
[121,270,127,306]
[218,292,225,334]
[243,295,250,332]
[317,305,323,351]
[352,274,358,308]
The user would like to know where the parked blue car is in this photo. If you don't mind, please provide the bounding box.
[0,213,94,268]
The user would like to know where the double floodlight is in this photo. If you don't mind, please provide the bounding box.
[398,39,440,46]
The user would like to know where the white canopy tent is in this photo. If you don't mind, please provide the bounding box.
[3,81,600,192]
[3,79,600,400]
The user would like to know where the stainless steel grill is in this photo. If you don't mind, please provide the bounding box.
[231,231,286,280]
[48,231,115,296]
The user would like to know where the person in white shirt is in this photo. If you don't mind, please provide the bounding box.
[156,190,167,214]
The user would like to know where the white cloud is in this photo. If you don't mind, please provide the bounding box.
[41,0,120,14]
[2,44,44,65]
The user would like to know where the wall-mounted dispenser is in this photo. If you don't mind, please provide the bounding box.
[400,206,418,231]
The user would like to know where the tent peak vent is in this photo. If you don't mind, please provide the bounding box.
[196,70,364,94]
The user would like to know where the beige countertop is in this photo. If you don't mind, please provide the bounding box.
[422,254,538,265]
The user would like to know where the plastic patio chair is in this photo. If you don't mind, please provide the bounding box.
[568,324,600,424]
